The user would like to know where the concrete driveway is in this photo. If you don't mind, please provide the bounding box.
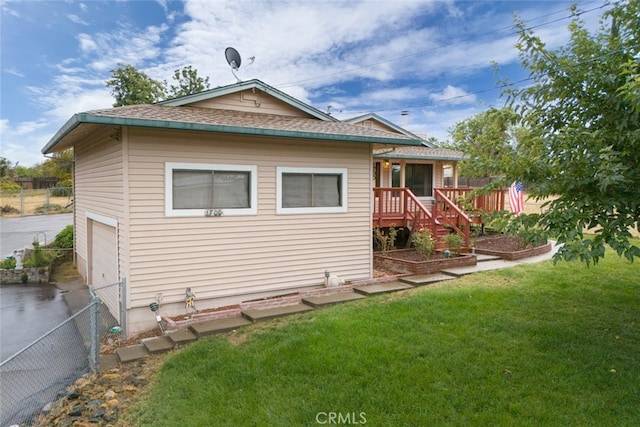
[0,213,73,256]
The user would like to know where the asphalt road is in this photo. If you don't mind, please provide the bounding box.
[0,213,73,256]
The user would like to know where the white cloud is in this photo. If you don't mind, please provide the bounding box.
[67,14,89,25]
[4,67,24,77]
[429,85,476,105]
[414,105,486,143]
[77,33,97,52]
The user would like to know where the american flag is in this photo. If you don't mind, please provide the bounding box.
[509,181,524,216]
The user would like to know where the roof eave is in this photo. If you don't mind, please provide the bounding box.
[44,113,422,149]
[42,114,83,154]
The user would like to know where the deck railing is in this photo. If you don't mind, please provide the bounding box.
[436,187,505,214]
[433,189,471,247]
[372,187,433,231]
[373,187,505,248]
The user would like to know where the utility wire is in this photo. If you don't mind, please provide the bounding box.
[273,1,608,90]
[350,46,627,115]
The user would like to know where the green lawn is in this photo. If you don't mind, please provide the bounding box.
[125,245,640,426]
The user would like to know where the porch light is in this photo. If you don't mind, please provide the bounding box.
[384,160,390,168]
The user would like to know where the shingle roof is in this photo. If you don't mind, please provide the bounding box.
[88,104,419,140]
[374,145,465,161]
[43,104,422,154]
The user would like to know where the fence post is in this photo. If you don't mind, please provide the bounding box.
[120,277,127,340]
[89,298,100,372]
[20,188,25,216]
[45,188,50,213]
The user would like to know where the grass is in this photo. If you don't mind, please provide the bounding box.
[124,243,640,426]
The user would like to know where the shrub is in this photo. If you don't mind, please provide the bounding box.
[0,177,22,191]
[34,204,67,214]
[412,228,435,257]
[443,233,464,255]
[0,258,16,269]
[23,240,51,268]
[52,225,74,249]
[1,204,19,214]
[374,226,397,254]
[50,186,72,197]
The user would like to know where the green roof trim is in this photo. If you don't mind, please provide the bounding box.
[373,152,465,161]
[42,112,422,154]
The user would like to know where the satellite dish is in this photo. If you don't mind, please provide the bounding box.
[225,47,241,70]
[225,47,255,83]
[225,47,242,82]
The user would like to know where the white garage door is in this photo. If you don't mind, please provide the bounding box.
[90,220,119,320]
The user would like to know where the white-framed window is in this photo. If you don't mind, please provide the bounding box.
[165,162,257,217]
[276,167,347,214]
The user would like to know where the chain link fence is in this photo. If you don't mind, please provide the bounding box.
[0,187,73,216]
[0,281,123,427]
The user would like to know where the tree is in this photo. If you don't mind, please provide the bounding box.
[449,107,528,180]
[166,65,211,99]
[0,157,12,178]
[106,63,166,106]
[477,2,640,264]
[106,64,211,106]
[40,150,74,186]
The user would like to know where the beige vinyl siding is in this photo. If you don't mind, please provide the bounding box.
[356,120,399,134]
[74,127,127,285]
[126,128,372,310]
[435,161,444,187]
[188,90,313,117]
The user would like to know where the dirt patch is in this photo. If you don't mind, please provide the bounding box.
[475,235,538,252]
[168,304,241,322]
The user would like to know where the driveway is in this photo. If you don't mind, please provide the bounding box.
[0,213,73,255]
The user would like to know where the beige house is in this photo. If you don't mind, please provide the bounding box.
[42,79,423,335]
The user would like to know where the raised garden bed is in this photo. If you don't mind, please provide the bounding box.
[474,235,552,261]
[374,249,476,275]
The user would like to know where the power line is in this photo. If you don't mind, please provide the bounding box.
[350,45,627,115]
[273,1,608,90]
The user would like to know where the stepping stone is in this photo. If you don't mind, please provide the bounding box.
[190,316,252,338]
[167,328,198,346]
[475,253,502,262]
[142,335,175,354]
[99,354,119,372]
[353,281,414,296]
[400,273,456,286]
[242,303,314,322]
[302,292,366,308]
[441,259,511,277]
[115,344,148,363]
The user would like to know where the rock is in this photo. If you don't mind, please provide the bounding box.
[106,399,119,408]
[67,389,81,399]
[87,399,102,408]
[68,405,84,416]
[42,401,54,413]
[104,389,116,399]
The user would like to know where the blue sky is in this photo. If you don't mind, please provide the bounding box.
[1,0,608,166]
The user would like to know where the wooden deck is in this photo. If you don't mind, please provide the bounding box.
[373,187,505,248]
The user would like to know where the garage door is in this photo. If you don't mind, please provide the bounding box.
[90,220,119,320]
